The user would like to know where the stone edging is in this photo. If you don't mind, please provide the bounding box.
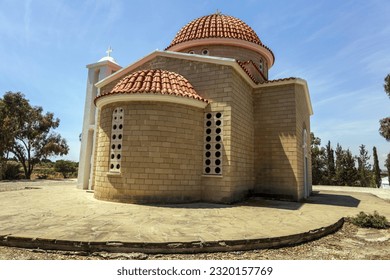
[0,218,344,254]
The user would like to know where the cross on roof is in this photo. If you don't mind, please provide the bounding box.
[106,46,113,57]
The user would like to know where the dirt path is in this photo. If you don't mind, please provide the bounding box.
[1,222,389,260]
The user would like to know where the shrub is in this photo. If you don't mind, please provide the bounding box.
[54,160,78,178]
[35,168,55,179]
[350,211,389,229]
[0,161,22,180]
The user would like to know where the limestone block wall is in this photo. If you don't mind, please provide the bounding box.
[295,84,312,199]
[93,101,204,203]
[253,84,299,200]
[97,55,287,203]
[228,71,255,201]
[133,56,250,203]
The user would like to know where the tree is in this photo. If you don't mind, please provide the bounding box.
[0,92,69,179]
[310,133,325,185]
[0,98,14,178]
[385,153,390,179]
[334,144,358,186]
[335,143,344,185]
[379,118,390,140]
[54,160,78,178]
[372,147,381,188]
[384,74,390,98]
[357,144,372,187]
[324,141,336,184]
[341,149,358,186]
[379,74,390,141]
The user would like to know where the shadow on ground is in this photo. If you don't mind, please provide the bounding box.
[305,192,360,208]
[134,191,361,211]
[242,191,360,210]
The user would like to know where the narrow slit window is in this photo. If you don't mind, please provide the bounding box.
[203,112,223,175]
[109,107,124,173]
[259,58,264,72]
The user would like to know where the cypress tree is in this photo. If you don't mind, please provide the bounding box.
[372,147,381,188]
[385,153,390,179]
[343,149,358,186]
[310,133,326,185]
[335,144,344,185]
[325,141,335,184]
[357,144,372,187]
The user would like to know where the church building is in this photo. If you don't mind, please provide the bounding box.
[77,13,313,204]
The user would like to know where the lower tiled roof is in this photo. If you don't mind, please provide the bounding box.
[96,69,207,103]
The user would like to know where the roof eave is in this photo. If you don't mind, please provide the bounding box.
[165,38,275,67]
[95,50,258,89]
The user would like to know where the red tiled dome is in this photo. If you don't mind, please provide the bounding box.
[166,13,263,49]
[96,69,207,102]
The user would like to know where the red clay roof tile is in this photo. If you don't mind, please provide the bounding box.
[166,14,272,53]
[95,69,208,103]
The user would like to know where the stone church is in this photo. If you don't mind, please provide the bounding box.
[77,13,313,204]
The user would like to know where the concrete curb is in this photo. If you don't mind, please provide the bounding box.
[0,218,344,254]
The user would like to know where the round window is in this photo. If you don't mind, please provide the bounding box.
[202,49,209,55]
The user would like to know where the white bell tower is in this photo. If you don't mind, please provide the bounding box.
[77,47,121,190]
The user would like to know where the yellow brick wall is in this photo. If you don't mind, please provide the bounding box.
[96,56,258,203]
[134,56,256,202]
[93,102,204,203]
[253,83,312,201]
[294,84,312,199]
[228,71,255,200]
[253,84,299,200]
[94,54,311,203]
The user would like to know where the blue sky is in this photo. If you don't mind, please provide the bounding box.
[0,0,389,167]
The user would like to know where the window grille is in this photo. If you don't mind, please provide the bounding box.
[109,107,124,173]
[203,112,223,175]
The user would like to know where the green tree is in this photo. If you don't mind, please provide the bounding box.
[0,92,69,179]
[385,74,390,98]
[335,143,344,185]
[0,99,14,178]
[324,141,336,184]
[385,153,390,179]
[310,133,326,185]
[379,118,390,141]
[54,160,78,178]
[379,74,390,141]
[341,149,358,186]
[335,144,358,186]
[357,144,372,187]
[372,147,381,188]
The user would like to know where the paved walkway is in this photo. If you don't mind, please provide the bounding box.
[0,181,389,252]
[314,185,390,200]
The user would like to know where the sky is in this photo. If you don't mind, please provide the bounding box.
[0,0,389,168]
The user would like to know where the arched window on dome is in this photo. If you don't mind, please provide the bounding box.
[109,107,124,173]
[259,58,264,72]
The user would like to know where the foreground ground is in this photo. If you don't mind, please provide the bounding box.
[1,222,389,260]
